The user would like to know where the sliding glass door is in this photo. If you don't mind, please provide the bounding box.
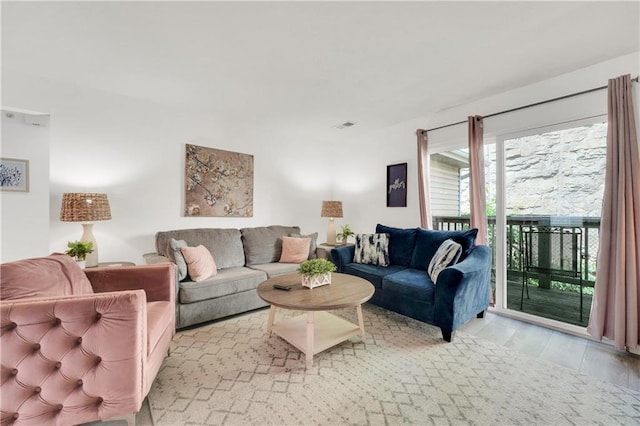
[430,117,606,328]
[498,118,607,327]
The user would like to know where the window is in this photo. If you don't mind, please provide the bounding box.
[429,118,607,328]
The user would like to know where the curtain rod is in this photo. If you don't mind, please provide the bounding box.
[425,76,639,133]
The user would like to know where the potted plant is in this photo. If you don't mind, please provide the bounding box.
[336,224,355,245]
[65,240,94,268]
[298,258,337,289]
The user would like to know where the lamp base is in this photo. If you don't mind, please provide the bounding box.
[80,223,99,268]
[326,217,337,246]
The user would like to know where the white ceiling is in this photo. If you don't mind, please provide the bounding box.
[2,1,639,131]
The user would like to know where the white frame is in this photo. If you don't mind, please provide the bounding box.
[491,115,607,336]
[0,158,29,192]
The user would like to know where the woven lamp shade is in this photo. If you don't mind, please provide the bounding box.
[60,193,112,222]
[321,201,343,218]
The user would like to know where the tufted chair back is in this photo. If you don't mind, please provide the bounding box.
[1,254,175,425]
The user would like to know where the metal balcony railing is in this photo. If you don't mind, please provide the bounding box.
[433,215,599,289]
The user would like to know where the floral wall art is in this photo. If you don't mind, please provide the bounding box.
[185,144,254,217]
[0,158,29,192]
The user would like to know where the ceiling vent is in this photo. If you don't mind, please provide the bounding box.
[335,121,356,129]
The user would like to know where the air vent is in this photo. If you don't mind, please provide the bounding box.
[335,121,356,129]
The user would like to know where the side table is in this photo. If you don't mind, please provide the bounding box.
[92,261,136,268]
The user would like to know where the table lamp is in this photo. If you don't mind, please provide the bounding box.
[60,193,112,267]
[321,200,343,246]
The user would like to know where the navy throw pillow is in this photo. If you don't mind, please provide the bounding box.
[375,224,417,267]
[410,228,478,270]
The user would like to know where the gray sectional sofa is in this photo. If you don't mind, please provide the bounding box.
[144,225,315,329]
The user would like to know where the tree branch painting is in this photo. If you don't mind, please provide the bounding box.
[185,144,254,217]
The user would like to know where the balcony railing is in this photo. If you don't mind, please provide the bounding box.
[433,215,599,326]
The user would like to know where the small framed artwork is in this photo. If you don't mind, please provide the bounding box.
[387,162,407,207]
[0,158,29,192]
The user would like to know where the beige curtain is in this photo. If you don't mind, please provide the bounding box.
[468,116,488,245]
[417,129,432,229]
[587,74,640,350]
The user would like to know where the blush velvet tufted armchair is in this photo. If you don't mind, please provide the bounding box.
[0,254,175,425]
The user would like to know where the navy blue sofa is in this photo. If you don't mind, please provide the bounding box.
[331,224,492,342]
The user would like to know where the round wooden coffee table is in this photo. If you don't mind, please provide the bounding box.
[257,272,374,367]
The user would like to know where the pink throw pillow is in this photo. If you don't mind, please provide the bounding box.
[180,245,217,282]
[279,236,311,263]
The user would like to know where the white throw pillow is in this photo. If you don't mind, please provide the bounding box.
[427,239,462,283]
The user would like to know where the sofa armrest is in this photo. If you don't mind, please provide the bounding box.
[143,252,171,265]
[434,245,492,332]
[331,246,355,272]
[85,264,175,305]
[1,290,147,422]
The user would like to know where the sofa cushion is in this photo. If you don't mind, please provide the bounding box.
[376,224,417,267]
[382,269,436,301]
[279,236,311,263]
[156,228,245,269]
[343,263,407,289]
[410,228,478,270]
[146,301,173,356]
[241,225,301,265]
[290,232,318,259]
[427,239,462,283]
[179,267,266,304]
[170,238,189,281]
[181,245,217,282]
[354,233,390,267]
[0,254,94,300]
[248,262,300,278]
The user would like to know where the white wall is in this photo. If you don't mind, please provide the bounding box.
[0,110,50,262]
[2,75,338,264]
[331,52,639,231]
[1,52,637,264]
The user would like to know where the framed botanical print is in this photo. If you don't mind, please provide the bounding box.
[0,158,29,192]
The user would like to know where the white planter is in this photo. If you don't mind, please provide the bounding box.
[76,260,86,269]
[301,272,331,289]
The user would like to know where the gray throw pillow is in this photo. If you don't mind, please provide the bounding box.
[170,238,189,281]
[427,239,462,283]
[353,233,390,267]
[290,232,318,259]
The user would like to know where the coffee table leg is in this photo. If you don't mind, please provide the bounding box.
[306,311,314,367]
[266,305,276,335]
[356,304,365,340]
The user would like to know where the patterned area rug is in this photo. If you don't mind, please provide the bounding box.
[148,305,640,425]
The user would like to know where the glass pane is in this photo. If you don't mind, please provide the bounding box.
[431,145,496,299]
[503,122,606,326]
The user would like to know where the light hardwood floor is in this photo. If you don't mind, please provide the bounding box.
[457,311,640,392]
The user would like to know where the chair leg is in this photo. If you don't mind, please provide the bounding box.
[477,311,485,319]
[441,328,454,342]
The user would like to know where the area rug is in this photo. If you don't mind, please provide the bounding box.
[148,305,640,425]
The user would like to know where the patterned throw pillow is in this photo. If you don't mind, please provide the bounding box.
[353,233,390,267]
[427,239,462,283]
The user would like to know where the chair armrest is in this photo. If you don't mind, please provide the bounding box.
[1,290,147,422]
[85,264,175,304]
[434,245,492,331]
[330,246,355,272]
[143,252,171,265]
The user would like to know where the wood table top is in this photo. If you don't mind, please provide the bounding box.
[257,272,374,311]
